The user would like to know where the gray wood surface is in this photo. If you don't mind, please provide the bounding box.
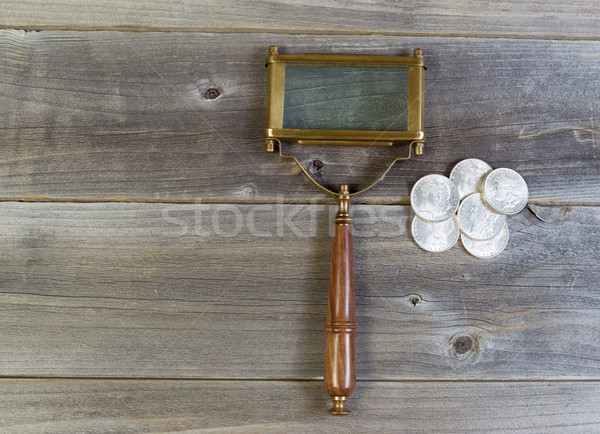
[2,0,599,428]
[1,202,598,379]
[1,379,599,432]
[1,1,599,38]
[1,31,599,203]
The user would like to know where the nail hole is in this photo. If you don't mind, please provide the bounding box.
[408,294,422,306]
[202,87,221,100]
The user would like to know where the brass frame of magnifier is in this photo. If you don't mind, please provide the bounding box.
[264,46,425,414]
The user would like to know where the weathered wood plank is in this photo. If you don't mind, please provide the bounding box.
[1,379,599,432]
[0,202,599,378]
[0,31,599,204]
[1,0,599,39]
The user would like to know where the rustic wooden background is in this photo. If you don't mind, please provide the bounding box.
[1,1,600,431]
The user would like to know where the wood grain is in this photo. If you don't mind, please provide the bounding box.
[0,201,599,379]
[1,379,599,432]
[1,1,599,39]
[1,0,598,428]
[324,224,356,400]
[0,31,599,203]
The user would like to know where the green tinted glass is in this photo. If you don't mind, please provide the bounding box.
[283,65,409,131]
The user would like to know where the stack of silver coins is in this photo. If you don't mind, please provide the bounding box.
[410,159,528,258]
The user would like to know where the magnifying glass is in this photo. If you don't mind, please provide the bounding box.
[264,46,426,414]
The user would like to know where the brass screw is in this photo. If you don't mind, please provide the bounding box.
[414,48,423,58]
[269,45,279,55]
[415,142,424,156]
[266,139,276,152]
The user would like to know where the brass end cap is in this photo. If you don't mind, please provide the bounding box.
[414,142,424,156]
[266,139,276,152]
[414,48,423,57]
[328,396,351,415]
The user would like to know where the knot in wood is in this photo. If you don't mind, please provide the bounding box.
[453,335,473,355]
[308,159,325,175]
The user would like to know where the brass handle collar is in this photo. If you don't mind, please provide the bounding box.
[334,185,354,225]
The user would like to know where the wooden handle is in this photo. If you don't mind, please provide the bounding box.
[324,186,356,415]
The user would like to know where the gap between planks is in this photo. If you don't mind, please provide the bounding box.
[2,25,600,42]
[3,375,600,383]
[0,196,598,207]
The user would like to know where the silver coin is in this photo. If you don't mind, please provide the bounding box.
[410,174,460,222]
[461,223,509,258]
[483,168,529,215]
[411,215,459,253]
[449,158,493,200]
[457,193,506,240]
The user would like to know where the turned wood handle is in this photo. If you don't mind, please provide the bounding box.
[324,186,356,414]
